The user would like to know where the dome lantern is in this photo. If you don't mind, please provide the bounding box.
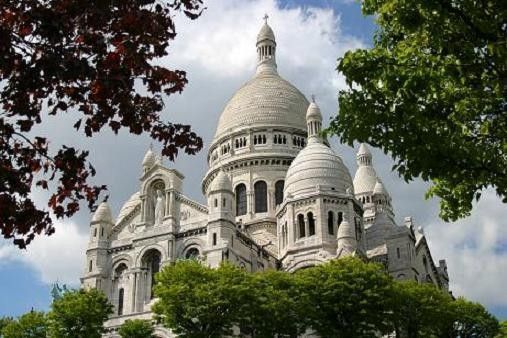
[306,95,323,142]
[256,14,277,75]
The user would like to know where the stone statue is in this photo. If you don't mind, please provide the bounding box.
[153,189,165,226]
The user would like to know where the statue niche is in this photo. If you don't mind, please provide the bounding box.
[147,180,165,226]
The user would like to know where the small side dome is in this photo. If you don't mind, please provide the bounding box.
[284,142,354,197]
[92,202,113,223]
[357,143,372,157]
[257,22,275,44]
[373,180,388,196]
[142,148,156,168]
[208,171,232,193]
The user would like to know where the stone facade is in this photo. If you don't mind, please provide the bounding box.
[81,20,449,338]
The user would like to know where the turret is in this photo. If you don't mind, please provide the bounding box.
[206,171,236,267]
[306,96,323,142]
[142,146,156,174]
[336,216,357,257]
[82,201,114,292]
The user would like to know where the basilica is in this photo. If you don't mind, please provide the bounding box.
[81,20,450,337]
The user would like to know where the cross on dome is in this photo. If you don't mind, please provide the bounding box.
[263,13,269,24]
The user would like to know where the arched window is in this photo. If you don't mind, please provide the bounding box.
[328,211,334,235]
[254,181,267,213]
[142,249,161,300]
[275,180,284,206]
[298,214,305,238]
[308,212,315,236]
[185,247,200,260]
[118,288,124,315]
[235,184,247,216]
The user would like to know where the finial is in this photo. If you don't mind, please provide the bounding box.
[263,13,269,24]
[311,94,316,103]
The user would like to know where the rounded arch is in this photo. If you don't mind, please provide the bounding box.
[112,254,133,270]
[135,244,166,267]
[286,259,324,273]
[176,238,206,258]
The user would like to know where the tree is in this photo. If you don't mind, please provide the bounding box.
[0,317,14,336]
[47,288,113,338]
[296,257,394,338]
[0,0,204,248]
[443,298,499,338]
[239,269,307,337]
[1,311,47,338]
[495,321,507,338]
[389,280,453,338]
[153,260,250,338]
[331,0,506,221]
[118,319,154,338]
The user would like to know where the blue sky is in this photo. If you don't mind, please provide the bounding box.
[1,0,506,321]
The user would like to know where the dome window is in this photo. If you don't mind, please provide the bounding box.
[235,184,247,216]
[298,214,305,238]
[275,180,284,205]
[308,212,315,236]
[254,181,268,213]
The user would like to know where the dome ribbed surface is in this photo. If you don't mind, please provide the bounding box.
[142,149,156,167]
[209,171,232,192]
[214,73,309,140]
[373,180,388,196]
[353,166,378,195]
[92,202,113,223]
[284,142,353,197]
[116,192,140,225]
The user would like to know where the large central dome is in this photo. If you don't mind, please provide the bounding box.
[214,72,309,139]
[213,21,308,141]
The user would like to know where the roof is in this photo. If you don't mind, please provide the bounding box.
[284,141,353,198]
[208,171,232,193]
[353,165,378,194]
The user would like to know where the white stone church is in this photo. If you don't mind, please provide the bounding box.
[81,20,450,337]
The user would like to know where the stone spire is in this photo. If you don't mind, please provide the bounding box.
[306,96,323,143]
[142,145,156,173]
[256,15,277,75]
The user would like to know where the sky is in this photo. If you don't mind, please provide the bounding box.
[1,0,506,320]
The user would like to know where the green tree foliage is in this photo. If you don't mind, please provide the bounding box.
[297,257,393,337]
[118,319,154,338]
[153,260,250,337]
[0,317,14,336]
[390,281,454,338]
[331,0,507,221]
[444,298,500,338]
[1,311,46,338]
[495,321,507,338]
[0,0,204,248]
[239,269,307,337]
[152,259,499,337]
[47,288,113,338]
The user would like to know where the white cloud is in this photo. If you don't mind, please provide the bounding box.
[425,189,507,307]
[0,221,88,286]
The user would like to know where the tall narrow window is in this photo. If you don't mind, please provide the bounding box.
[337,212,343,227]
[150,253,161,299]
[397,247,401,259]
[213,233,217,246]
[254,181,267,213]
[118,288,124,315]
[328,211,334,235]
[275,180,284,206]
[93,228,97,237]
[308,212,315,236]
[298,214,305,238]
[89,260,93,272]
[235,184,247,216]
